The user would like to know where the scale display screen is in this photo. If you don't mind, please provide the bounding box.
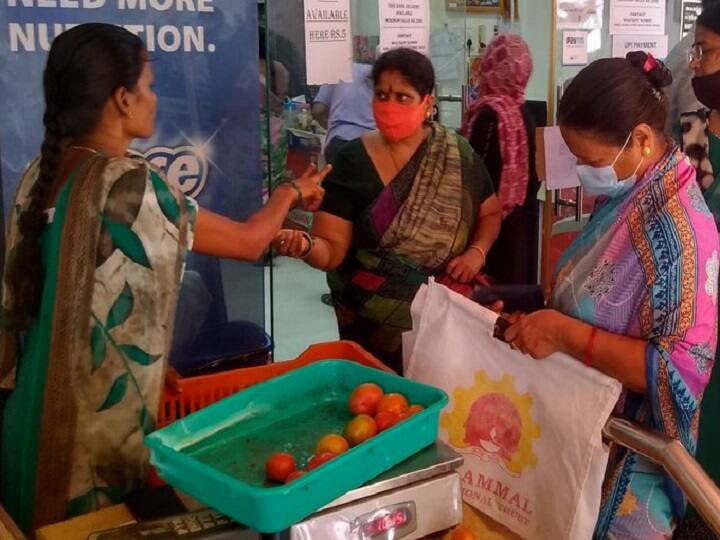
[354,502,417,540]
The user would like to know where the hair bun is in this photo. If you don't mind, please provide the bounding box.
[626,51,673,89]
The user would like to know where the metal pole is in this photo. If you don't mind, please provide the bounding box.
[540,0,558,296]
[604,419,720,535]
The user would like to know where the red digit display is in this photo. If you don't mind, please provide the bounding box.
[360,510,410,537]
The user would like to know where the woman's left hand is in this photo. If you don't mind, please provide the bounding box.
[445,249,486,283]
[503,309,566,359]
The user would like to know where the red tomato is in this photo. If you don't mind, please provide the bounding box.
[265,452,296,483]
[344,414,378,446]
[285,470,306,483]
[451,526,476,540]
[349,383,384,415]
[375,410,400,432]
[407,404,425,415]
[306,452,337,471]
[398,404,425,421]
[316,433,350,455]
[376,393,409,415]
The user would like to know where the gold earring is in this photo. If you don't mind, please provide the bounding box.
[127,110,134,119]
[642,146,652,156]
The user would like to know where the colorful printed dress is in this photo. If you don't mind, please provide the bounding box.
[551,149,719,539]
[320,123,494,373]
[0,154,196,534]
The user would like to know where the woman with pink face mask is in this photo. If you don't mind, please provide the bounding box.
[275,48,502,373]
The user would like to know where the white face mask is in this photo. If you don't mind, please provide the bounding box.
[575,132,644,198]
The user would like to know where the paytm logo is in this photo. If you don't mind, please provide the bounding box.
[144,145,208,198]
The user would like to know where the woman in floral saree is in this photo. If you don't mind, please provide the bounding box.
[505,53,719,538]
[275,48,502,373]
[0,24,328,535]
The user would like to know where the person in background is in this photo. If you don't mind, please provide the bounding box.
[258,26,289,114]
[259,26,290,190]
[0,24,328,534]
[461,34,539,286]
[681,3,720,223]
[312,62,377,165]
[665,0,720,136]
[275,48,502,373]
[312,62,377,306]
[674,4,720,537]
[504,52,718,538]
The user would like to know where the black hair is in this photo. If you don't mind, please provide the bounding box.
[558,51,673,146]
[702,0,720,10]
[5,23,145,330]
[371,48,435,98]
[698,3,720,36]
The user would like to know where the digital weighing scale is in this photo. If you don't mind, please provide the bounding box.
[91,441,464,540]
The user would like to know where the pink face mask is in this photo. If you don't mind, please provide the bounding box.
[372,97,428,142]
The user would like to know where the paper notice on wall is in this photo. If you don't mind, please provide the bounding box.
[379,0,430,55]
[544,127,580,190]
[610,0,666,35]
[562,31,589,65]
[557,0,603,30]
[304,0,353,85]
[682,0,703,38]
[612,34,669,59]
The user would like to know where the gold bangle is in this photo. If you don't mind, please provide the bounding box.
[468,244,487,262]
[299,231,314,259]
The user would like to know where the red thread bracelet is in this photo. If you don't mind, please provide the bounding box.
[583,327,598,366]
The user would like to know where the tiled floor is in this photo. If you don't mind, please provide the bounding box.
[270,256,339,361]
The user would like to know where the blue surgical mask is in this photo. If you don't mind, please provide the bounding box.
[575,133,644,198]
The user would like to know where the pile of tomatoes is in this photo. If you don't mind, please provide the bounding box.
[264,382,424,485]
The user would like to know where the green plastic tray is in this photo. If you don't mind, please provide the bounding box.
[145,360,448,533]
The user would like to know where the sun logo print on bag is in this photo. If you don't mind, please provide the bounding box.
[441,370,540,477]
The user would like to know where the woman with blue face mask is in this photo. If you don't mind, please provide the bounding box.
[504,51,720,538]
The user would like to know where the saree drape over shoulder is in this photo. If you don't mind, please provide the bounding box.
[0,154,196,533]
[552,150,719,538]
[321,123,494,372]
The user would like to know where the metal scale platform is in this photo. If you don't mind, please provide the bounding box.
[91,442,464,540]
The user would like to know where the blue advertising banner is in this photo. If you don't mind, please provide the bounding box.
[0,1,266,349]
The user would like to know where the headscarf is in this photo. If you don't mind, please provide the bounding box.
[461,34,532,216]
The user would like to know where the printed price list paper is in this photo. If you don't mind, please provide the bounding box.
[304,0,353,85]
[379,0,429,55]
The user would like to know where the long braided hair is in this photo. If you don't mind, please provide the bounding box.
[4,23,145,331]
